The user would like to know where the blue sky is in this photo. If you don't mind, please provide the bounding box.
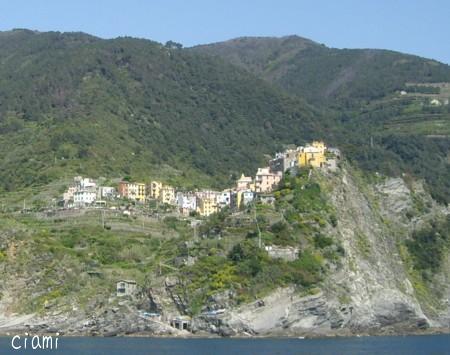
[0,0,449,64]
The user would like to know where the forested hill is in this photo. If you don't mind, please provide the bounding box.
[192,36,450,105]
[0,30,321,191]
[1,30,450,203]
[193,36,450,204]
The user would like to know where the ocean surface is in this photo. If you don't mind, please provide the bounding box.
[1,334,449,354]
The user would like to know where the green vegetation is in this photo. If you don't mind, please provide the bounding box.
[0,30,321,193]
[0,211,182,313]
[174,168,342,314]
[194,36,450,204]
[406,216,450,281]
[193,36,450,104]
[178,239,324,314]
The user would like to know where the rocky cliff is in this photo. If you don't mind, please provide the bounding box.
[189,166,450,336]
[0,164,449,337]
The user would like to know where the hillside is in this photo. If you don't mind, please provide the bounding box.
[192,35,450,104]
[1,30,450,204]
[0,30,321,192]
[193,36,450,203]
[1,163,450,337]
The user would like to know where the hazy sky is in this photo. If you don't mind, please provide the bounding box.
[0,0,449,64]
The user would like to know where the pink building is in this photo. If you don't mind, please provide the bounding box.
[254,167,282,193]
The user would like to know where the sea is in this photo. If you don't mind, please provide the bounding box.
[0,334,449,354]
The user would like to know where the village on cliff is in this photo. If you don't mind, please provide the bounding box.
[61,141,340,217]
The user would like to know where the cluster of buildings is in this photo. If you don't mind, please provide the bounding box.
[61,141,339,216]
[117,180,176,206]
[269,140,339,172]
[61,176,116,208]
[166,140,338,216]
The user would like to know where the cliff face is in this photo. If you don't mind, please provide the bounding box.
[191,167,450,336]
[0,164,449,337]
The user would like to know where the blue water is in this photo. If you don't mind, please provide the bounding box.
[0,334,449,354]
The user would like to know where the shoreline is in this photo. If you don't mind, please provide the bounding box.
[0,326,449,339]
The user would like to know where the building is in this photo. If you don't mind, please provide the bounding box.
[254,167,282,193]
[237,190,254,208]
[298,141,327,168]
[116,280,137,297]
[118,181,130,199]
[217,190,232,209]
[62,177,100,208]
[128,183,146,202]
[74,189,97,207]
[236,174,253,191]
[170,316,191,331]
[98,186,116,200]
[160,185,176,205]
[63,186,77,204]
[118,182,146,202]
[269,149,298,173]
[74,176,97,190]
[176,192,197,215]
[149,181,163,199]
[196,191,219,216]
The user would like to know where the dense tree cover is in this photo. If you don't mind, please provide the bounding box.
[194,36,450,203]
[193,36,450,104]
[406,216,450,280]
[1,30,450,204]
[0,30,320,191]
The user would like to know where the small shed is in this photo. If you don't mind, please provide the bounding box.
[116,279,137,297]
[170,315,191,331]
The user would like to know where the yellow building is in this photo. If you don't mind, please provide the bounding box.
[196,191,219,216]
[298,141,327,168]
[312,140,326,152]
[149,181,163,199]
[125,182,146,203]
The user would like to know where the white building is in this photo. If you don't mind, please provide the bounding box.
[98,186,116,199]
[241,190,255,205]
[75,176,97,189]
[176,192,197,215]
[74,190,97,207]
[217,190,232,209]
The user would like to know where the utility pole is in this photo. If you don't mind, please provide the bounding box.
[254,205,262,249]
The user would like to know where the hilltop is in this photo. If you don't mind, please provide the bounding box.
[0,30,450,203]
[0,30,321,192]
[192,35,450,104]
